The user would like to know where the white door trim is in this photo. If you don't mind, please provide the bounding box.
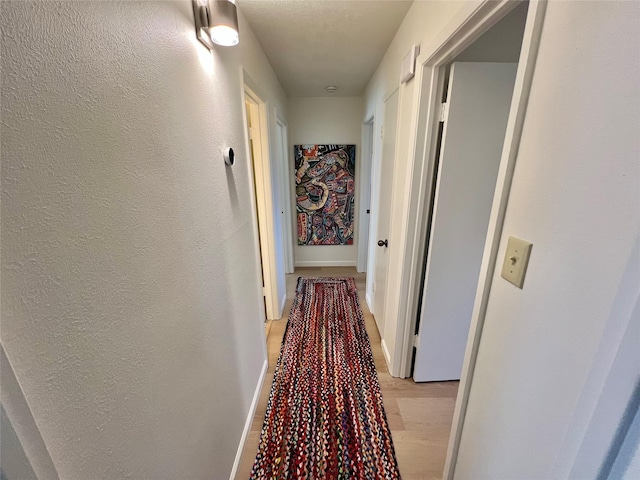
[379,0,547,477]
[242,71,282,320]
[444,3,547,476]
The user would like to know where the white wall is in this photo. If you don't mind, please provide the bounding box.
[362,0,466,363]
[454,1,640,478]
[363,1,466,121]
[454,0,527,63]
[287,96,363,267]
[0,1,286,478]
[572,283,640,479]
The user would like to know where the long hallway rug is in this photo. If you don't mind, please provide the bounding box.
[250,277,401,479]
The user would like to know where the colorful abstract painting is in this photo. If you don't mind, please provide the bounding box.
[295,144,356,246]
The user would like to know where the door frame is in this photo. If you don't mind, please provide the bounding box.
[380,0,547,476]
[242,72,283,321]
[413,61,519,383]
[356,118,374,273]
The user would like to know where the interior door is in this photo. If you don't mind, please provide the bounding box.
[245,87,285,321]
[245,99,268,319]
[413,62,517,382]
[276,120,294,274]
[357,121,374,273]
[270,122,287,310]
[372,89,399,335]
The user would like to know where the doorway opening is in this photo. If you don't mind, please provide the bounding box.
[379,0,546,476]
[411,1,529,379]
[243,80,286,322]
[275,116,294,275]
[245,92,268,321]
[356,119,374,274]
[412,51,526,381]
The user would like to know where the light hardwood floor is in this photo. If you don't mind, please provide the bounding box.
[236,267,459,479]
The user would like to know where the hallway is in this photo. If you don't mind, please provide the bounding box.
[2,1,638,478]
[237,267,458,479]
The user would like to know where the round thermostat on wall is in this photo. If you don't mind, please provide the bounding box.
[224,147,235,166]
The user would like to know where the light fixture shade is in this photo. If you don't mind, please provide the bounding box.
[210,0,240,46]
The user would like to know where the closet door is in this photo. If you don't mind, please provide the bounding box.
[371,88,398,335]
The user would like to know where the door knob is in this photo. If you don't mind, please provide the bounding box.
[377,239,388,248]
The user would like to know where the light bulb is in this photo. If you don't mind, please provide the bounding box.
[210,25,239,46]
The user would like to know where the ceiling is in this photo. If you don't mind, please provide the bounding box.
[237,0,413,97]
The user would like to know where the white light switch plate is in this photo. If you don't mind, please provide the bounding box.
[501,236,533,288]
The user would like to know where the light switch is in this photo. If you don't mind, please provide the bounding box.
[501,236,533,288]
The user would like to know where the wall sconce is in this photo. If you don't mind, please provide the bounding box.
[192,0,240,50]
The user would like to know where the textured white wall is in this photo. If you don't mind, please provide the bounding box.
[288,96,363,266]
[363,1,466,120]
[0,1,286,478]
[454,1,640,477]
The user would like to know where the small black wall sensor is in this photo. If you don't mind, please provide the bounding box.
[224,147,235,166]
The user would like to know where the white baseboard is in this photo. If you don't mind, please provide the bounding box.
[294,260,357,267]
[381,339,392,371]
[229,359,268,480]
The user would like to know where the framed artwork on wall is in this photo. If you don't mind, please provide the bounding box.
[294,144,356,246]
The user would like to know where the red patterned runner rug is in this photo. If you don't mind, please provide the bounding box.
[250,277,401,479]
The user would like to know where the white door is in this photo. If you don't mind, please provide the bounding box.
[245,89,285,321]
[269,120,287,311]
[276,119,294,274]
[413,62,517,382]
[372,89,399,334]
[357,121,374,273]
